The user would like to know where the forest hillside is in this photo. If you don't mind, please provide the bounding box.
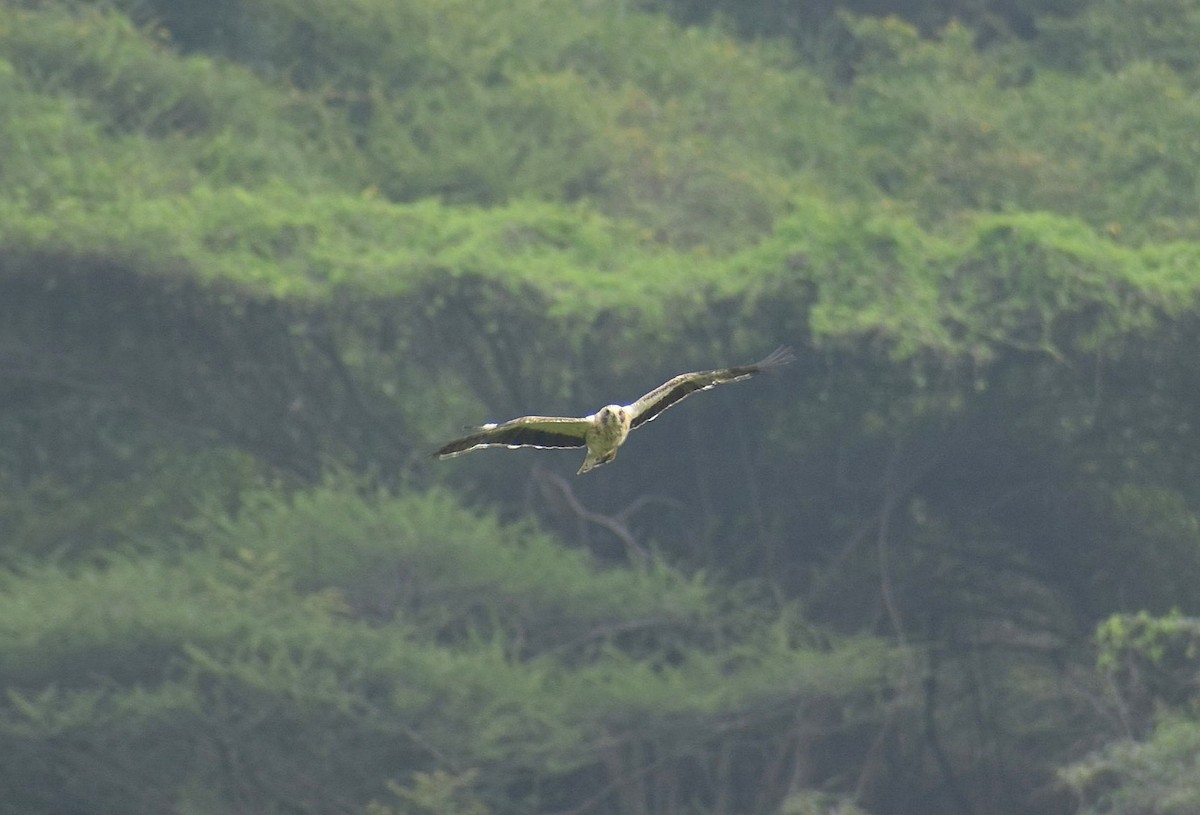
[3,1,1200,814]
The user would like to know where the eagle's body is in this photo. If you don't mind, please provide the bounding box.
[435,346,794,474]
[579,404,632,474]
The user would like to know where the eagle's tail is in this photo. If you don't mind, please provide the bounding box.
[577,449,617,475]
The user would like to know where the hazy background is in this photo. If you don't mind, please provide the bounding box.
[3,1,1200,813]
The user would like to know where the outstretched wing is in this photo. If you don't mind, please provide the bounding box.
[435,415,592,458]
[627,346,795,430]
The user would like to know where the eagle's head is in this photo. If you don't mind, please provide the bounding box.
[597,404,629,428]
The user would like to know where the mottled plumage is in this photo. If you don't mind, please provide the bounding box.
[435,346,795,474]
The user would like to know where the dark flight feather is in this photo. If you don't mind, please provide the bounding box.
[628,345,795,429]
[434,416,590,458]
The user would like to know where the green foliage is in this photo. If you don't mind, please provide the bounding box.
[1060,714,1200,815]
[1095,610,1200,716]
[1057,612,1200,814]
[0,485,902,814]
[838,14,1200,239]
[743,202,1199,366]
[367,769,490,815]
[5,1,1200,814]
[1037,0,1200,78]
[0,6,329,186]
[0,448,260,562]
[649,0,1077,42]
[207,482,720,655]
[1096,610,1200,673]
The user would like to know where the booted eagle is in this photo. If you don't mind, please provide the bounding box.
[435,346,795,474]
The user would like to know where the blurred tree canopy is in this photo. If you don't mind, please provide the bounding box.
[2,1,1200,814]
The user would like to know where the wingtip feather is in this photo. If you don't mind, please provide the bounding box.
[754,345,796,370]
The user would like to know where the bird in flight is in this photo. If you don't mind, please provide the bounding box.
[435,346,795,474]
